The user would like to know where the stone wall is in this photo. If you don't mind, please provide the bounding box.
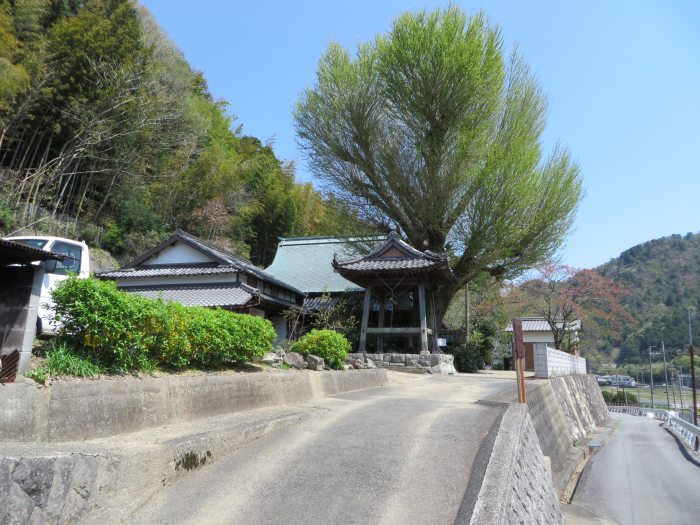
[0,369,388,442]
[347,352,455,372]
[469,403,562,525]
[525,374,609,494]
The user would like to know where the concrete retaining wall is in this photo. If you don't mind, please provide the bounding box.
[1,369,388,442]
[525,374,609,493]
[469,403,562,525]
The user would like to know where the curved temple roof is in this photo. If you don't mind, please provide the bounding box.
[332,232,456,286]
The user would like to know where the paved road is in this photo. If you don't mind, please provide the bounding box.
[128,374,516,525]
[570,413,700,525]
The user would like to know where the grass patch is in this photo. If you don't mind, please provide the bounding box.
[25,340,105,383]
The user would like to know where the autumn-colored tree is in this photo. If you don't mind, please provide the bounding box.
[511,264,633,351]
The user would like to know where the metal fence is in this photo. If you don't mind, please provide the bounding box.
[609,405,700,450]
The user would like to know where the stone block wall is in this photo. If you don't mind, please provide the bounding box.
[347,352,454,368]
[469,403,562,525]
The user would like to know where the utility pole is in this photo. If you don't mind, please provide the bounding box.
[670,366,677,409]
[636,367,641,407]
[688,308,698,427]
[679,365,686,414]
[648,346,656,409]
[662,341,670,409]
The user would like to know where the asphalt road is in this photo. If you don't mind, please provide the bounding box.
[128,374,516,525]
[570,413,700,525]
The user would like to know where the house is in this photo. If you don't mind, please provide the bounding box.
[95,230,304,341]
[265,236,383,310]
[505,317,581,370]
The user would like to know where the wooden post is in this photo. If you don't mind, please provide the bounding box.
[377,295,385,354]
[512,318,527,403]
[418,284,429,355]
[359,287,372,353]
[429,289,440,354]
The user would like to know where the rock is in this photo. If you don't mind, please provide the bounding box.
[365,359,376,369]
[345,358,367,369]
[430,363,457,375]
[343,364,352,371]
[283,352,307,370]
[261,352,283,365]
[418,354,432,367]
[390,353,405,364]
[306,355,325,371]
[405,354,419,367]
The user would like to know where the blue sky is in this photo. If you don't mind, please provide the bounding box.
[140,1,699,269]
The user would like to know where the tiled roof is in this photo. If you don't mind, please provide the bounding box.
[332,232,456,282]
[505,318,581,332]
[96,229,303,297]
[265,236,383,294]
[337,258,443,271]
[121,283,256,308]
[96,265,239,279]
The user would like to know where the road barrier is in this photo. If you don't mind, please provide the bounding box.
[609,405,700,450]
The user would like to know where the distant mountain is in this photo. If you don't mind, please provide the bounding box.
[593,232,700,365]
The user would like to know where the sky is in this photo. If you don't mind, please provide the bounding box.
[139,0,700,269]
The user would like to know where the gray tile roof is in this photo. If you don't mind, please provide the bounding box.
[96,265,239,279]
[96,229,303,297]
[332,232,456,281]
[265,236,383,294]
[505,318,581,332]
[121,283,255,308]
[337,258,441,271]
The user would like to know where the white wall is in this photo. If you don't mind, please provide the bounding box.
[269,316,288,343]
[534,344,586,378]
[523,331,555,344]
[145,242,213,265]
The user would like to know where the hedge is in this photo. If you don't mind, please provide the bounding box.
[292,329,350,370]
[52,277,276,372]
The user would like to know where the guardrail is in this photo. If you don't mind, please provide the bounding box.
[609,406,700,450]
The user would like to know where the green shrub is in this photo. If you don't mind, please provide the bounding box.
[102,219,125,253]
[601,389,638,406]
[25,367,49,385]
[292,329,351,370]
[452,342,484,373]
[52,277,276,372]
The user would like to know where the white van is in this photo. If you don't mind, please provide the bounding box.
[4,236,90,335]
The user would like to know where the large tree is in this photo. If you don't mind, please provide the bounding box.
[511,264,632,351]
[295,7,582,320]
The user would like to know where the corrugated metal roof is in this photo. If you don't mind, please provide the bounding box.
[121,283,255,308]
[0,238,66,265]
[265,236,383,294]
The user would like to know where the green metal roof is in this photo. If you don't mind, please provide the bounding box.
[265,236,383,294]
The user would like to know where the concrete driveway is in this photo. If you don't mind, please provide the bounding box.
[127,373,517,525]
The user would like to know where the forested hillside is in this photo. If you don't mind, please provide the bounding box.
[0,0,365,265]
[595,232,700,365]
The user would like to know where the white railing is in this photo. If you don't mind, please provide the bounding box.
[609,406,700,450]
[534,345,587,378]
